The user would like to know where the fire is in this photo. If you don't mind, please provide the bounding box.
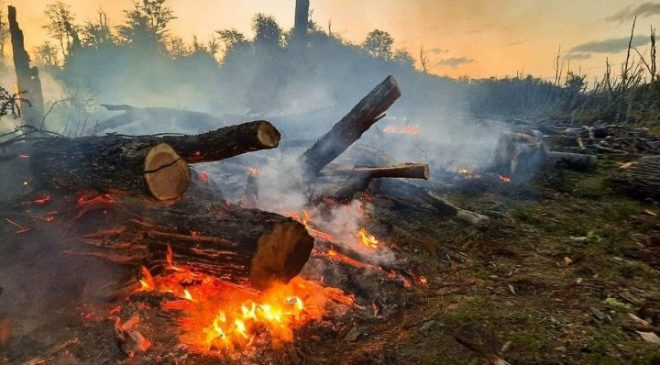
[132,247,353,355]
[248,167,260,176]
[383,124,420,136]
[358,228,379,249]
[138,266,155,292]
[498,175,512,184]
[199,171,209,184]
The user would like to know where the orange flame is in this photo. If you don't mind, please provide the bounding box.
[383,124,420,136]
[130,253,352,355]
[358,228,379,249]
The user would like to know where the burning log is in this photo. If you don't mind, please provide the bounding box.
[74,197,315,289]
[301,76,401,176]
[609,156,660,200]
[28,121,280,201]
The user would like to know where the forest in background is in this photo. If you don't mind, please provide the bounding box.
[0,0,658,136]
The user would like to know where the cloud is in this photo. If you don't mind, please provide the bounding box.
[566,53,592,60]
[427,48,449,54]
[568,35,651,54]
[606,2,660,23]
[436,57,475,69]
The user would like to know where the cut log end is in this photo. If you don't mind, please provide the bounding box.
[144,143,191,201]
[250,220,314,289]
[256,121,281,148]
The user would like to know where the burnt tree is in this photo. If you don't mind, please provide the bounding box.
[8,6,44,127]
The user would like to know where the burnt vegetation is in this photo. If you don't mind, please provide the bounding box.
[0,1,659,365]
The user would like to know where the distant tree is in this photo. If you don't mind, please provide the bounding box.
[392,48,415,67]
[34,41,60,67]
[362,29,393,59]
[43,1,80,60]
[216,29,248,62]
[117,0,175,47]
[81,10,114,48]
[252,14,283,48]
[167,36,189,58]
[419,46,430,73]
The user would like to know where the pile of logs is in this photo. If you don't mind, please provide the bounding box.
[609,156,660,200]
[537,120,660,155]
[1,121,313,289]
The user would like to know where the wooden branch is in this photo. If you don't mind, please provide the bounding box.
[301,76,401,176]
[160,121,280,163]
[324,163,430,179]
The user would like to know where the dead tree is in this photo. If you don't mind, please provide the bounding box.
[8,6,44,127]
[293,0,310,42]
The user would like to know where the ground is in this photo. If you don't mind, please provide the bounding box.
[328,158,660,364]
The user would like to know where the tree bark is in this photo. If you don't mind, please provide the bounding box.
[8,5,44,127]
[300,76,401,176]
[324,163,430,179]
[28,121,281,200]
[609,156,660,200]
[293,0,310,42]
[73,198,314,289]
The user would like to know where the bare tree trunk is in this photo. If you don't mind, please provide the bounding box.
[293,0,310,42]
[8,6,44,127]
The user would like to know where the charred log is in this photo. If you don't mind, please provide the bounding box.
[546,151,597,171]
[323,163,430,179]
[28,121,280,200]
[301,76,401,176]
[74,197,314,289]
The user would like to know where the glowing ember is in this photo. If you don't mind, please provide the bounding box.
[357,228,379,249]
[498,175,512,184]
[199,171,209,184]
[248,167,260,176]
[31,194,52,206]
[132,248,353,355]
[139,266,155,292]
[383,124,420,136]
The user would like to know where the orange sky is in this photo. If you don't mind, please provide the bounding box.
[8,0,660,80]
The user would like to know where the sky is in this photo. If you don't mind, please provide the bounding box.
[8,0,660,80]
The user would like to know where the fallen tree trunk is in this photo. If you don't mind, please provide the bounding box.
[546,151,597,171]
[609,156,660,200]
[28,121,280,200]
[323,163,430,179]
[301,76,401,176]
[72,197,314,289]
